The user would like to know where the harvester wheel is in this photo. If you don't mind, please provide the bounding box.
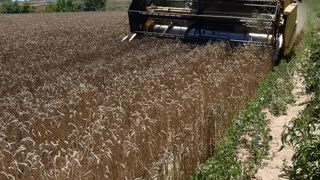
[273,47,285,66]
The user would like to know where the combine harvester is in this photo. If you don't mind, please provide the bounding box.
[126,0,299,61]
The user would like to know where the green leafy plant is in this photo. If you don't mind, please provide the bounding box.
[282,9,320,179]
[268,64,295,116]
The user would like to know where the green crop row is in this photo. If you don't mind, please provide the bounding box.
[282,4,320,179]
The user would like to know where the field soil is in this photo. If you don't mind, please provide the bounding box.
[0,12,272,179]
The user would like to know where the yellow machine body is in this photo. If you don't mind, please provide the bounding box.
[283,1,298,56]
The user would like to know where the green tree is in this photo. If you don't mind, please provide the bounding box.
[44,0,107,12]
[0,1,32,14]
[45,0,83,12]
[44,3,57,12]
[0,1,19,13]
[82,0,107,11]
[21,2,33,13]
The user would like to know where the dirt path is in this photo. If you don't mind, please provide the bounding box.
[255,72,311,180]
[254,2,310,179]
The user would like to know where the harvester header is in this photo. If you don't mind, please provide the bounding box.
[128,0,298,59]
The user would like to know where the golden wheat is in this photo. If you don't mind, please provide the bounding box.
[0,12,272,179]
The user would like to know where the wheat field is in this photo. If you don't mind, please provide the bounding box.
[0,12,272,179]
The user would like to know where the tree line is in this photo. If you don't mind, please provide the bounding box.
[45,0,107,12]
[0,1,33,13]
[0,0,107,13]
